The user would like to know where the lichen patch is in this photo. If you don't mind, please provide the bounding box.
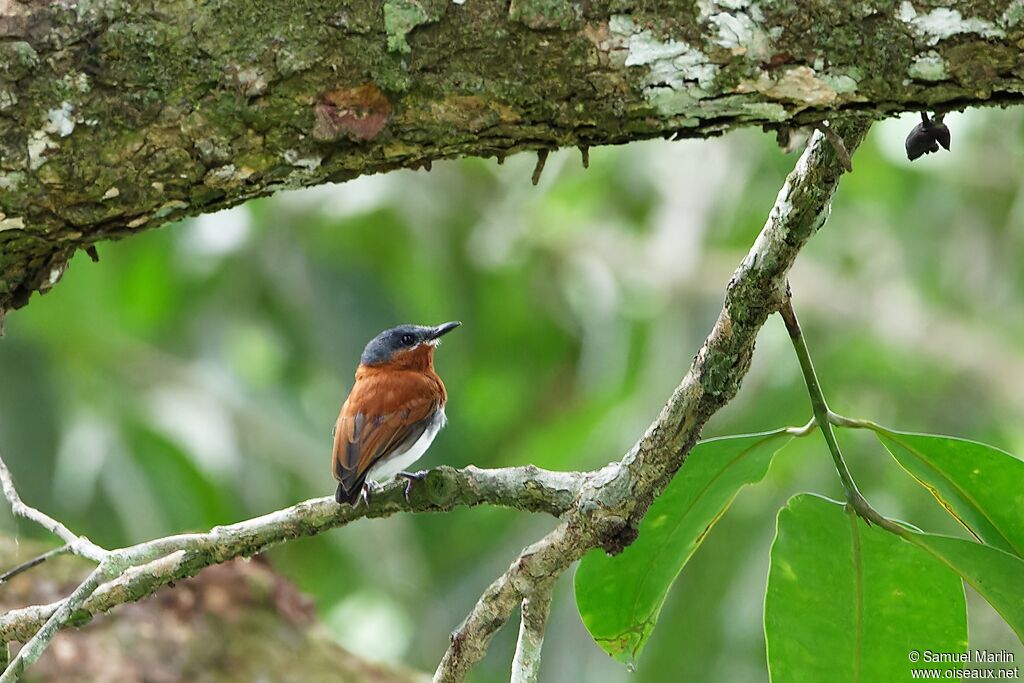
[897,2,1005,45]
[909,52,948,81]
[45,101,77,138]
[738,66,839,106]
[384,0,442,54]
[698,0,774,61]
[610,15,718,114]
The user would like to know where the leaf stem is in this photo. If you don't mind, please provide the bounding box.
[780,295,905,535]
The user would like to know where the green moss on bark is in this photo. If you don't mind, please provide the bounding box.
[1,0,1022,315]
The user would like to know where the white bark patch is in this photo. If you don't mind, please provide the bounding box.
[0,217,25,231]
[610,15,718,115]
[27,131,57,170]
[45,101,76,137]
[698,0,774,61]
[283,149,323,169]
[897,2,1005,45]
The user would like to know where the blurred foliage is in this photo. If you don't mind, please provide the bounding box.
[2,109,1024,682]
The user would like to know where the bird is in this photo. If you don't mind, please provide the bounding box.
[332,321,461,506]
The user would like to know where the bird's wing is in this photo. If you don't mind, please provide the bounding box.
[332,371,442,501]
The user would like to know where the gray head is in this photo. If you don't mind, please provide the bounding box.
[360,321,461,365]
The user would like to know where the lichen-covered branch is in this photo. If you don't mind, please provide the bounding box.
[432,119,870,682]
[0,463,590,644]
[510,570,554,683]
[0,456,107,562]
[0,564,110,683]
[1,0,1020,316]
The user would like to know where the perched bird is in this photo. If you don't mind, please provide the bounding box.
[332,321,461,506]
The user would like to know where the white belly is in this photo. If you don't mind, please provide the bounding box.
[366,407,446,481]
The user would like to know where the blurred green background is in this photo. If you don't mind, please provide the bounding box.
[1,109,1022,682]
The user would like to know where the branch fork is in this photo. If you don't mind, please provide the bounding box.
[0,119,869,682]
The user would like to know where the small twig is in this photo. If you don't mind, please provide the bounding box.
[0,454,107,562]
[510,582,553,683]
[780,295,904,534]
[578,145,589,169]
[531,150,549,186]
[0,545,70,585]
[814,122,853,172]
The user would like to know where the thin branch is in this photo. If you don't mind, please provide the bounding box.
[0,545,70,585]
[0,455,108,563]
[0,464,591,644]
[434,520,592,683]
[510,582,554,683]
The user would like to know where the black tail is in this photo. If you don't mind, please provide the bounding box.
[335,477,366,505]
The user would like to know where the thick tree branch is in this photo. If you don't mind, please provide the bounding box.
[1,0,1021,316]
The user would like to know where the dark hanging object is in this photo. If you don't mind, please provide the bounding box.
[905,112,950,161]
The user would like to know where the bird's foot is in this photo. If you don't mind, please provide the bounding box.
[397,470,429,502]
[357,480,384,508]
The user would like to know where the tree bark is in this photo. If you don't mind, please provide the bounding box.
[1,0,1021,315]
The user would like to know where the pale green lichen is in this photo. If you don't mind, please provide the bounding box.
[821,72,859,94]
[384,0,434,54]
[699,0,773,61]
[1000,0,1024,27]
[909,52,948,81]
[0,173,24,191]
[610,15,718,115]
[897,2,1005,45]
[0,41,38,80]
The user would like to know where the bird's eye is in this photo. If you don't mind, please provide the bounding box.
[400,333,416,346]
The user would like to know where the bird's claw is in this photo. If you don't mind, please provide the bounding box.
[356,480,384,508]
[397,470,428,502]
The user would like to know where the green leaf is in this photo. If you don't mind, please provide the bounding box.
[904,531,1024,643]
[574,429,793,666]
[766,494,967,683]
[876,430,1024,557]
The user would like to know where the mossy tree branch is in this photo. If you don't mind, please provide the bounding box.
[1,0,1021,318]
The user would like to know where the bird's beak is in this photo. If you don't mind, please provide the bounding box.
[429,321,461,340]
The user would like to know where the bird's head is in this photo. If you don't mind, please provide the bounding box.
[360,321,461,367]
